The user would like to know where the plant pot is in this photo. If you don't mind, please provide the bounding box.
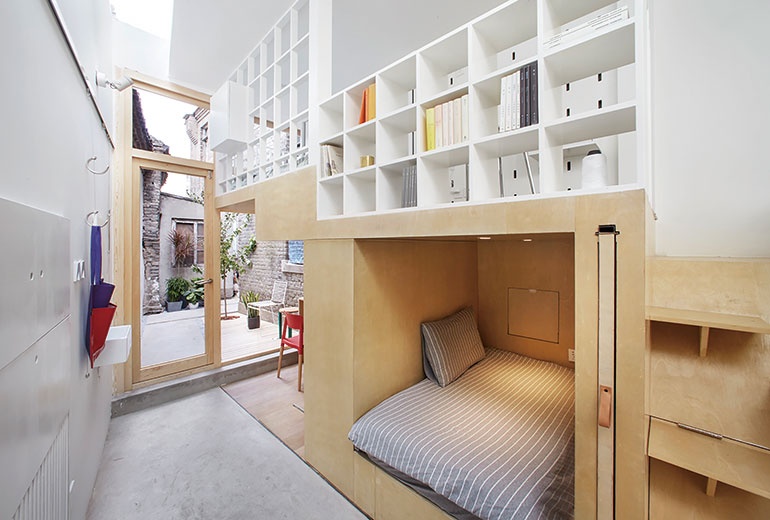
[248,315,260,329]
[167,301,183,312]
[198,298,204,308]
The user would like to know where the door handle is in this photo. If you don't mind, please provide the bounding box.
[598,385,612,428]
[197,278,213,285]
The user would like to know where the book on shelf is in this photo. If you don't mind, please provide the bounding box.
[461,94,469,142]
[321,144,343,176]
[426,108,436,151]
[366,83,377,121]
[407,88,415,104]
[530,62,538,125]
[523,65,530,127]
[442,102,450,148]
[401,164,417,208]
[407,131,416,156]
[448,163,468,203]
[453,98,462,145]
[435,104,443,148]
[543,6,629,50]
[358,88,368,125]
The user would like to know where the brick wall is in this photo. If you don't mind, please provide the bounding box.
[236,216,303,324]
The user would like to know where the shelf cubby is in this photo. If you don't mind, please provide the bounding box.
[470,60,537,139]
[544,17,635,86]
[345,169,377,214]
[318,175,344,218]
[344,122,376,172]
[378,105,416,163]
[294,37,310,80]
[344,78,376,131]
[277,53,292,91]
[294,73,310,116]
[470,0,537,78]
[277,13,292,57]
[295,0,309,41]
[378,158,417,211]
[263,65,275,99]
[542,0,630,38]
[418,144,469,206]
[418,28,468,102]
[544,100,635,146]
[378,56,417,116]
[319,93,344,138]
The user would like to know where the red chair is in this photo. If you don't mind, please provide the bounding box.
[277,312,304,392]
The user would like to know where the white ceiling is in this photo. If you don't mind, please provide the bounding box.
[168,0,293,94]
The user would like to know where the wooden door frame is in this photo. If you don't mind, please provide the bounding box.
[113,70,222,392]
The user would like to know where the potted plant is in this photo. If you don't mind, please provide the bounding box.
[240,290,260,329]
[187,276,205,308]
[166,276,191,312]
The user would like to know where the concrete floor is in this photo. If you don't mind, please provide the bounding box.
[88,389,365,520]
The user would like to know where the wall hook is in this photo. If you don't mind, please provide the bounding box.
[86,156,109,175]
[86,210,110,227]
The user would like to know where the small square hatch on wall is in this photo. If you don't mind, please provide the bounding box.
[507,288,560,343]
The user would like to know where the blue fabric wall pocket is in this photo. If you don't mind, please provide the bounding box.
[87,224,117,367]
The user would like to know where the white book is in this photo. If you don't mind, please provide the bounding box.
[442,103,451,147]
[322,145,331,177]
[500,74,508,132]
[512,70,520,130]
[461,94,469,142]
[505,73,513,131]
[435,103,444,149]
[453,99,462,146]
[327,144,343,175]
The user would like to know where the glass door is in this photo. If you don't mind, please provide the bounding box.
[134,165,216,382]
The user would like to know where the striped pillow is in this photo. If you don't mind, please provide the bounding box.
[421,307,485,387]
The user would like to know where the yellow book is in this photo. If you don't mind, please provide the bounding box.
[366,83,377,121]
[426,108,436,151]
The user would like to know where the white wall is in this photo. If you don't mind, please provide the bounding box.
[0,0,113,518]
[113,20,171,82]
[650,0,770,257]
[331,0,506,92]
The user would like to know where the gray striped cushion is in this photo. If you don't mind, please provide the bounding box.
[421,307,485,387]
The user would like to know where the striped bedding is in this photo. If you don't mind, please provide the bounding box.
[348,348,575,520]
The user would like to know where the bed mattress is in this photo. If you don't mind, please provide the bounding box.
[348,348,575,520]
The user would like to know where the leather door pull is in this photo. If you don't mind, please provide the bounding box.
[599,385,612,428]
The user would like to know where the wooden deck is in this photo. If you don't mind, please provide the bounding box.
[221,315,281,363]
[223,364,305,457]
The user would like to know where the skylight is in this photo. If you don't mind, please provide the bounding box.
[111,0,174,40]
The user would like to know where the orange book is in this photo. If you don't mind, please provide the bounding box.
[358,89,368,125]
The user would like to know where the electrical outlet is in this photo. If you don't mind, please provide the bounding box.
[568,349,575,363]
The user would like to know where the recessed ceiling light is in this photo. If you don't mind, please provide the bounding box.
[478,236,492,240]
[522,238,533,242]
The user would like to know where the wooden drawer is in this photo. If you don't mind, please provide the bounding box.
[648,416,770,500]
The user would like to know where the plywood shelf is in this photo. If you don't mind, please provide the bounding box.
[646,305,770,356]
[648,416,770,501]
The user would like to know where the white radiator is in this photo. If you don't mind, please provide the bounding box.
[12,417,69,520]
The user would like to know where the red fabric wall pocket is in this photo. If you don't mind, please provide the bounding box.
[89,304,116,368]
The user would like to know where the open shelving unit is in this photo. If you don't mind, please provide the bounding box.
[317,0,644,218]
[216,0,311,194]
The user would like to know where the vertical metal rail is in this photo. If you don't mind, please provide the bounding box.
[45,0,115,148]
[597,224,619,519]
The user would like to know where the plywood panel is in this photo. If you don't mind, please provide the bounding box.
[649,321,770,449]
[650,459,770,520]
[648,417,770,500]
[374,466,454,520]
[303,239,356,498]
[352,239,478,418]
[507,288,560,343]
[478,235,574,367]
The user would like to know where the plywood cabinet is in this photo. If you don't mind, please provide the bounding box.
[646,258,770,517]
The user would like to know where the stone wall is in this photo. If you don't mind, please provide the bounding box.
[236,216,304,324]
[141,170,163,314]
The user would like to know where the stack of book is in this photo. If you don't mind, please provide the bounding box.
[321,144,343,177]
[498,62,538,132]
[425,94,469,151]
[401,164,417,207]
[358,83,377,124]
[543,6,628,50]
[448,163,468,203]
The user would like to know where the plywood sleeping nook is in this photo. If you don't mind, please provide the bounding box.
[235,165,649,520]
